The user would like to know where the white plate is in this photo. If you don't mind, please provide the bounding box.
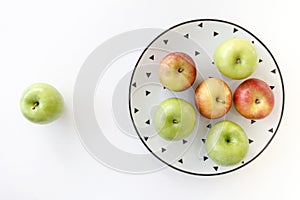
[129,19,285,176]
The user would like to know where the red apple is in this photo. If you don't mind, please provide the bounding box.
[158,52,196,91]
[234,78,274,119]
[195,78,232,119]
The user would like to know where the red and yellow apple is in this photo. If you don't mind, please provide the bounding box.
[195,78,232,119]
[234,78,274,119]
[158,52,196,91]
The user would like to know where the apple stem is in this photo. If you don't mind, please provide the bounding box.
[32,102,39,110]
[173,119,179,124]
[216,98,225,104]
[255,99,260,104]
[236,58,241,64]
[178,68,184,73]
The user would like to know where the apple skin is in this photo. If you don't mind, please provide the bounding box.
[194,78,232,119]
[158,52,196,91]
[234,78,274,119]
[154,98,196,141]
[20,83,64,124]
[214,38,258,80]
[205,120,249,166]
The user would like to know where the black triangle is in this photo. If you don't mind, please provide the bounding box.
[212,61,215,64]
[146,72,151,78]
[198,22,203,28]
[182,139,188,144]
[163,86,166,90]
[203,156,208,161]
[241,161,245,164]
[184,33,189,39]
[213,166,218,171]
[249,139,254,144]
[271,69,276,74]
[178,159,183,164]
[134,108,139,113]
[251,120,256,124]
[270,85,275,90]
[161,147,166,153]
[206,124,212,128]
[163,39,168,45]
[251,41,255,44]
[213,31,219,37]
[145,90,151,96]
[209,76,213,78]
[269,128,274,133]
[149,55,154,60]
[259,59,263,63]
[195,51,200,56]
[132,82,137,87]
[202,138,206,143]
[233,28,238,33]
[144,136,149,141]
[145,120,150,125]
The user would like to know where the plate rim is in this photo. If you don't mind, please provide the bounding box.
[128,18,285,176]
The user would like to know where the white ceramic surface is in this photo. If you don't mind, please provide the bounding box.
[129,19,284,176]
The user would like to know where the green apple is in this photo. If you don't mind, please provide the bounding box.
[154,98,196,141]
[214,38,258,80]
[205,120,249,166]
[20,83,64,124]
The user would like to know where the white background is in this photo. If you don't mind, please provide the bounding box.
[0,0,299,199]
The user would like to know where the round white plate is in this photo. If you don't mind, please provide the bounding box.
[129,19,285,176]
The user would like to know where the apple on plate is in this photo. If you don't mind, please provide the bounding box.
[214,38,258,80]
[234,78,274,119]
[158,52,196,91]
[153,98,196,141]
[205,120,249,166]
[20,83,64,124]
[194,77,232,119]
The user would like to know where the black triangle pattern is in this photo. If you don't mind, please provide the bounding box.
[134,108,139,113]
[132,82,137,88]
[178,159,183,164]
[149,55,154,60]
[184,33,189,39]
[249,139,254,144]
[213,166,218,171]
[269,128,274,133]
[251,120,256,124]
[233,28,238,33]
[163,39,168,45]
[203,156,208,161]
[202,139,206,143]
[145,120,150,125]
[161,147,166,153]
[182,139,188,144]
[270,85,275,90]
[195,51,200,56]
[145,90,151,96]
[259,59,263,63]
[213,31,219,37]
[198,23,203,28]
[144,136,149,141]
[271,69,276,74]
[146,72,151,78]
[206,124,212,128]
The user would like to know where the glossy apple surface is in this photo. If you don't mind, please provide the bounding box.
[20,83,64,124]
[205,120,249,166]
[214,38,258,80]
[158,52,196,91]
[194,78,232,119]
[153,98,196,141]
[234,78,274,119]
